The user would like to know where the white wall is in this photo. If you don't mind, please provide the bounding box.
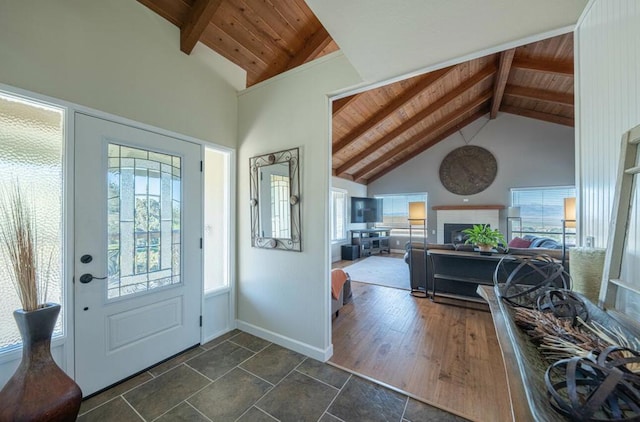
[368,113,575,237]
[330,177,367,262]
[237,53,361,359]
[576,0,640,317]
[0,0,241,147]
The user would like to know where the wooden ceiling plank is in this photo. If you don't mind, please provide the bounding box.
[284,27,333,70]
[334,64,496,175]
[333,94,360,116]
[242,0,299,45]
[490,48,515,119]
[501,105,574,126]
[180,0,223,54]
[352,92,492,180]
[333,66,456,155]
[268,0,315,35]
[231,0,295,56]
[504,85,574,106]
[363,109,488,184]
[512,57,573,76]
[200,25,267,83]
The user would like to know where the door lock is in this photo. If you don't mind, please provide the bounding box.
[79,273,107,284]
[80,254,93,264]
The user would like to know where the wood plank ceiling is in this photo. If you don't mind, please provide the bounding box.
[138,0,339,86]
[333,33,574,184]
[138,1,574,186]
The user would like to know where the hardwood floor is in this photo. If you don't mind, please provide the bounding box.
[330,279,512,422]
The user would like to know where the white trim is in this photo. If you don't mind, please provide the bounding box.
[236,320,333,361]
[576,0,598,28]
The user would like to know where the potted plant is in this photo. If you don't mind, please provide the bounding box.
[462,224,505,253]
[0,185,82,421]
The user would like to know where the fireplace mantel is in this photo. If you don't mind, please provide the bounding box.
[432,205,505,210]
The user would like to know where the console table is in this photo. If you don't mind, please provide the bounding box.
[350,228,390,257]
[427,249,565,303]
[428,249,506,303]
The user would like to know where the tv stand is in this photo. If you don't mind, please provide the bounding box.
[350,228,390,257]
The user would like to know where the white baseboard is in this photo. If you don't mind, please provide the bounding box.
[235,320,333,361]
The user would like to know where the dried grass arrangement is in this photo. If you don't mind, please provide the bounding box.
[0,185,50,311]
[514,307,640,372]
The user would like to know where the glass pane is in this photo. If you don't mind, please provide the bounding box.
[107,144,181,299]
[511,187,576,242]
[0,92,64,351]
[270,174,290,238]
[374,193,427,229]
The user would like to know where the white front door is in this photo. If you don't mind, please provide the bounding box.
[74,114,202,395]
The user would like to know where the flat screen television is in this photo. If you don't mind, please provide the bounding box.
[350,197,383,223]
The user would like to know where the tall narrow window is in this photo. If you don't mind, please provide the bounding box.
[511,186,576,243]
[331,189,347,242]
[0,92,64,351]
[203,147,230,292]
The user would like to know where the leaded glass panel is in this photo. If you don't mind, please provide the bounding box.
[107,144,181,299]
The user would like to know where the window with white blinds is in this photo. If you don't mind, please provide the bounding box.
[511,186,576,243]
[374,193,427,229]
[330,189,347,242]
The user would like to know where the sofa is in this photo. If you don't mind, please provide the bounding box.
[404,235,569,298]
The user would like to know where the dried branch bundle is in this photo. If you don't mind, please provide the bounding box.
[514,307,639,371]
[0,185,49,311]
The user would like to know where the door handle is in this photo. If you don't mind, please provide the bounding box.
[79,273,107,284]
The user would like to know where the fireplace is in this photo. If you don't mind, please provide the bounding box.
[444,223,490,244]
[434,206,502,243]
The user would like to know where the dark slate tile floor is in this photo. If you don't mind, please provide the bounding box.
[78,329,469,422]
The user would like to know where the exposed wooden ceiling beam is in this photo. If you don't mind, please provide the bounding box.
[284,27,333,71]
[180,0,223,54]
[501,105,574,127]
[512,57,573,76]
[490,48,515,119]
[363,109,489,184]
[332,66,455,155]
[352,92,492,180]
[332,94,360,116]
[504,85,574,106]
[334,64,496,176]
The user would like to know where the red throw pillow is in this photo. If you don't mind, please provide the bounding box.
[508,237,532,248]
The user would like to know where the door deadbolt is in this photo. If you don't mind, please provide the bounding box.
[80,254,93,264]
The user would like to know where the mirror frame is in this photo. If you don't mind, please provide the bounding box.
[250,147,301,251]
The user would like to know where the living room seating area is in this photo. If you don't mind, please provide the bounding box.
[405,235,569,301]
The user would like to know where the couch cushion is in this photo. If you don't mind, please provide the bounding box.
[508,237,532,248]
[529,237,561,249]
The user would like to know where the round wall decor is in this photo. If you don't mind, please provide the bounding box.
[439,146,497,195]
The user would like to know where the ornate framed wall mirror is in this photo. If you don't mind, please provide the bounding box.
[250,147,301,251]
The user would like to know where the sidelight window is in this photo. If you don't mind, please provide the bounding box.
[0,92,64,351]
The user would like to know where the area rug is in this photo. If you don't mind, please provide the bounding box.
[341,256,409,290]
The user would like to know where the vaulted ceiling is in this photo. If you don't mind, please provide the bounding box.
[138,0,574,185]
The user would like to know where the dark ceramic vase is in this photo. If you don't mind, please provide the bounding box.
[0,303,82,422]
